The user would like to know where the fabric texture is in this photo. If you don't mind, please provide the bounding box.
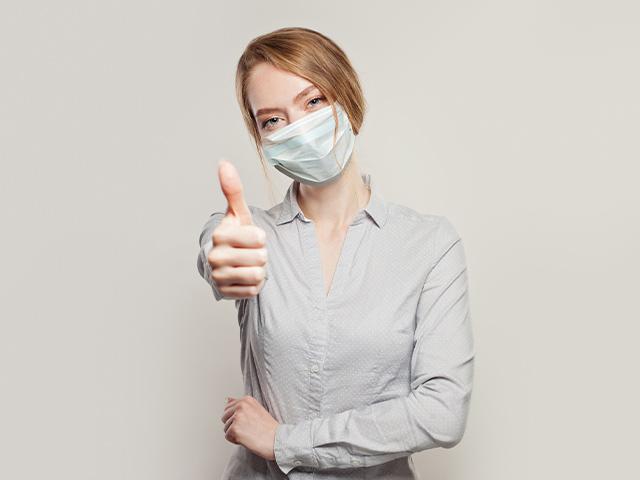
[196,173,475,479]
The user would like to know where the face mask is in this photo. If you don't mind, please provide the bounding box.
[260,102,356,185]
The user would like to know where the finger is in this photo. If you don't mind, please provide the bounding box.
[208,245,268,268]
[211,224,266,248]
[221,402,237,423]
[223,413,236,435]
[215,284,261,299]
[218,158,253,226]
[218,212,239,228]
[210,265,266,287]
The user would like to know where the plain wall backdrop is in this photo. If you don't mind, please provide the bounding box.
[1,1,638,478]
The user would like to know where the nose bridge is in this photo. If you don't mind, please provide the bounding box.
[287,105,306,125]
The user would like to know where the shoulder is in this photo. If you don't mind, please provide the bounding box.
[386,201,459,237]
[385,202,463,257]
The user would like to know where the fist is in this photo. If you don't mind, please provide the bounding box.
[208,159,268,299]
[222,395,279,461]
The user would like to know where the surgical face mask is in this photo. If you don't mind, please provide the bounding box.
[260,102,356,185]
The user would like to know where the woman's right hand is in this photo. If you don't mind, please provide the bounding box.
[208,159,268,299]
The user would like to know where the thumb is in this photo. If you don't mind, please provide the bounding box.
[218,158,253,226]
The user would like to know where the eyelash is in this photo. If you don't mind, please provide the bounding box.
[261,96,326,130]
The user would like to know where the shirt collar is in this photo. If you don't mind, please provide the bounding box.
[275,172,388,228]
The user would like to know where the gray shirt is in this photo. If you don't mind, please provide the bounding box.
[196,172,475,479]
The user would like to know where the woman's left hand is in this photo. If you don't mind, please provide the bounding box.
[221,395,279,461]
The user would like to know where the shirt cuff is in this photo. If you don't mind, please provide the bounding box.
[273,421,319,474]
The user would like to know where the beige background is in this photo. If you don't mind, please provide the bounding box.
[1,1,638,478]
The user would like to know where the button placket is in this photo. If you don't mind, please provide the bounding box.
[300,221,328,419]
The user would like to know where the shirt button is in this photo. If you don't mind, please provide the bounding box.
[310,365,319,373]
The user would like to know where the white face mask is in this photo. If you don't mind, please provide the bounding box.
[260,102,356,185]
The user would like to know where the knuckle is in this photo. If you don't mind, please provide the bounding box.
[210,268,223,283]
[211,227,225,245]
[257,267,266,282]
[207,247,224,267]
[253,227,266,245]
[252,267,263,283]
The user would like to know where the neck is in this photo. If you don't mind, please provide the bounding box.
[296,149,370,228]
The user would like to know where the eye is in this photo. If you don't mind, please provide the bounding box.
[308,96,326,108]
[261,117,280,130]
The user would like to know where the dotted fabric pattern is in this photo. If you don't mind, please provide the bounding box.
[196,173,475,479]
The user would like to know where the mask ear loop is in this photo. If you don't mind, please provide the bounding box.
[330,102,341,172]
[330,103,365,220]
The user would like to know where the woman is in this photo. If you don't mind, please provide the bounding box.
[197,27,475,479]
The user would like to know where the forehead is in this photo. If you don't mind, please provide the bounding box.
[247,63,317,115]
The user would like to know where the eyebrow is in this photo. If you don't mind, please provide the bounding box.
[254,85,318,118]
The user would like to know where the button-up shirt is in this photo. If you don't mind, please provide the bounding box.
[196,173,475,479]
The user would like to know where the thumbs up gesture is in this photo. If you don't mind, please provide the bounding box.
[208,160,268,299]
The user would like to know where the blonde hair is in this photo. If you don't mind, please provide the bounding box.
[235,27,367,203]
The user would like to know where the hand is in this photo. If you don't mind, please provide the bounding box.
[208,159,268,299]
[221,395,279,461]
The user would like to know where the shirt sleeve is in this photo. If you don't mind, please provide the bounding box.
[196,211,227,302]
[273,216,475,474]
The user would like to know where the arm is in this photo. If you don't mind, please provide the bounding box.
[273,216,475,474]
